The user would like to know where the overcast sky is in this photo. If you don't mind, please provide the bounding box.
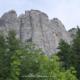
[0,0,80,30]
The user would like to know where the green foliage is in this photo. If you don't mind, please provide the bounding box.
[8,50,22,80]
[0,30,77,80]
[38,55,77,80]
[58,39,72,69]
[58,26,80,80]
[0,32,8,80]
[6,30,21,79]
[19,43,43,80]
[7,30,20,52]
[0,30,21,80]
[19,46,77,80]
[71,27,80,79]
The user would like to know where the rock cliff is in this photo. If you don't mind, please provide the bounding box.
[68,28,77,39]
[0,10,72,55]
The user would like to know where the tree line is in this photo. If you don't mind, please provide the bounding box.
[0,28,80,80]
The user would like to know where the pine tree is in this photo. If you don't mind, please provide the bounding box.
[71,27,80,79]
[0,32,8,80]
[57,39,72,69]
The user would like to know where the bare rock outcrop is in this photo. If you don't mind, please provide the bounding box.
[68,28,77,39]
[0,10,72,55]
[0,10,20,38]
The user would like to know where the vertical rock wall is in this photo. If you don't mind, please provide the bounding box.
[0,10,72,55]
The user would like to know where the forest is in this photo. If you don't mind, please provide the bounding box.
[0,27,80,80]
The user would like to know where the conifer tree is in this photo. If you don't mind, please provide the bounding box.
[57,39,72,69]
[0,32,8,80]
[71,26,80,79]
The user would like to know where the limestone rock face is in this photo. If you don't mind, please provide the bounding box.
[0,10,72,55]
[68,28,77,39]
[0,10,20,38]
[50,18,72,53]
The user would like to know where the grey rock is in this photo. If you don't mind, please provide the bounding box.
[0,10,73,55]
[68,28,77,39]
[1,10,20,38]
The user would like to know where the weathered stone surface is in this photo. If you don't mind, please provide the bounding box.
[0,10,20,38]
[49,18,72,53]
[68,28,77,39]
[0,10,72,55]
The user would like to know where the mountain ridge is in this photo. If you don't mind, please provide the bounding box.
[0,10,75,55]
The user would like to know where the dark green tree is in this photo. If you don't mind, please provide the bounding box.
[71,27,80,79]
[57,39,72,69]
[0,32,8,80]
[58,26,80,80]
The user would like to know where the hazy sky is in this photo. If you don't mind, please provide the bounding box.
[0,0,80,30]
